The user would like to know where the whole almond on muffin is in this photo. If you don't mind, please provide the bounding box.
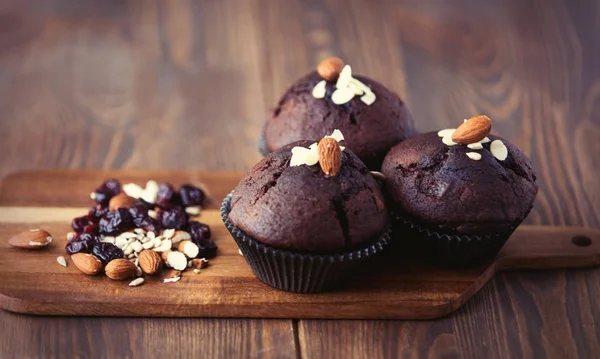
[317,57,345,82]
[452,115,492,144]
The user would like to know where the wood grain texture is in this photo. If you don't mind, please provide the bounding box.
[0,0,598,358]
[2,199,598,319]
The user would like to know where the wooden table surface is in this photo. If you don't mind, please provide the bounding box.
[0,0,598,358]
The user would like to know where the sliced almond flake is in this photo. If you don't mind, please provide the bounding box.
[129,277,145,287]
[134,228,146,235]
[115,236,128,249]
[90,192,96,200]
[349,78,371,94]
[185,206,201,216]
[102,236,115,244]
[126,237,137,245]
[120,232,137,239]
[442,135,458,146]
[335,65,352,88]
[163,276,181,283]
[347,81,364,95]
[466,152,482,161]
[153,239,173,252]
[162,229,175,239]
[66,232,76,241]
[311,80,327,99]
[148,210,157,219]
[290,145,319,167]
[467,142,484,150]
[324,129,344,142]
[331,87,355,105]
[152,237,162,247]
[437,128,456,138]
[123,183,144,199]
[141,180,159,204]
[490,140,508,161]
[147,231,155,240]
[124,246,134,256]
[238,249,243,256]
[142,241,155,250]
[360,91,376,105]
[127,253,136,259]
[193,269,201,274]
[57,256,67,267]
[481,137,491,144]
[131,241,143,253]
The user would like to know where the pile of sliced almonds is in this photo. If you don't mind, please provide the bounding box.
[437,115,508,161]
[312,57,376,106]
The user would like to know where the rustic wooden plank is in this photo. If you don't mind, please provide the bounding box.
[0,311,297,359]
[0,201,599,319]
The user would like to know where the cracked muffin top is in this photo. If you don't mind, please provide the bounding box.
[228,139,388,253]
[263,60,417,170]
[381,130,538,235]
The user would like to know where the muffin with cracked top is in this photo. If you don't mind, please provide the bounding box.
[259,57,417,170]
[381,115,538,266]
[222,130,391,293]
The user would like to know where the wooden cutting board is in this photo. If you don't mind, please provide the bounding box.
[0,170,598,319]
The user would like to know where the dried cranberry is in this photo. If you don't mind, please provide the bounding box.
[72,215,98,233]
[129,202,149,219]
[99,208,134,235]
[158,183,180,203]
[134,215,160,233]
[92,242,124,265]
[156,207,188,230]
[89,205,109,219]
[65,233,99,254]
[179,184,205,207]
[196,238,218,259]
[92,179,121,206]
[187,221,211,241]
[83,223,99,235]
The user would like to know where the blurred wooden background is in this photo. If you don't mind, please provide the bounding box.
[0,0,599,358]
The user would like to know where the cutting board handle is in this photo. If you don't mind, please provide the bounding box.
[496,226,600,271]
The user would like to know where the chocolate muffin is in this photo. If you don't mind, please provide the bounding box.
[222,132,391,292]
[381,116,538,266]
[260,57,416,170]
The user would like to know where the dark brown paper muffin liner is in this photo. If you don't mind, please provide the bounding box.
[221,192,392,293]
[391,207,532,267]
[258,132,270,157]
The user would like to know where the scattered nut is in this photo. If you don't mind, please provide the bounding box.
[166,251,187,271]
[9,229,53,250]
[66,232,76,241]
[139,250,163,275]
[163,276,181,283]
[162,229,175,239]
[108,193,137,211]
[192,258,209,269]
[153,239,172,252]
[105,259,137,280]
[185,206,201,216]
[171,231,191,245]
[57,256,68,267]
[164,269,181,279]
[71,253,104,276]
[193,269,201,274]
[129,277,145,287]
[317,57,345,81]
[178,240,200,259]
